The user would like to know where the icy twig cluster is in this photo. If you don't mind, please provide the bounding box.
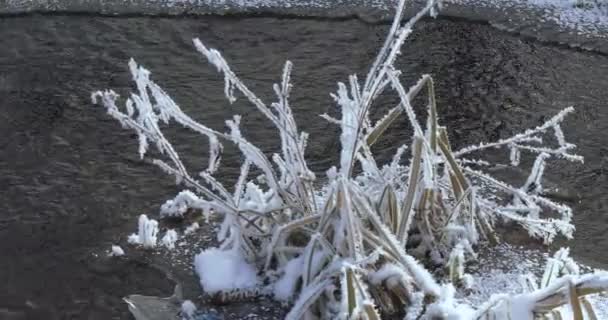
[92,0,608,318]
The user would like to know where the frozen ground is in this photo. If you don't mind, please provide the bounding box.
[448,0,608,32]
[465,244,608,317]
[2,0,606,35]
[2,0,607,54]
[116,224,608,319]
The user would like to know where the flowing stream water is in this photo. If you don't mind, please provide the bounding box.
[1,13,607,319]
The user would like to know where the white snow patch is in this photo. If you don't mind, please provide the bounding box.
[194,247,259,293]
[184,222,200,235]
[180,300,197,320]
[369,263,410,287]
[425,284,476,319]
[109,245,125,257]
[273,256,304,301]
[161,190,210,218]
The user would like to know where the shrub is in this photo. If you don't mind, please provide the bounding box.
[92,0,608,318]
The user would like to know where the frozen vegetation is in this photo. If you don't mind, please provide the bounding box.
[127,214,160,249]
[162,229,179,249]
[92,0,608,318]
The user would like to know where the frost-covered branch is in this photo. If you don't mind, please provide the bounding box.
[453,106,582,164]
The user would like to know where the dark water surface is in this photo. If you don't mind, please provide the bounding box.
[1,15,607,318]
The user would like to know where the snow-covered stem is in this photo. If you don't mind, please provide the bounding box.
[453,107,577,158]
[344,0,439,175]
